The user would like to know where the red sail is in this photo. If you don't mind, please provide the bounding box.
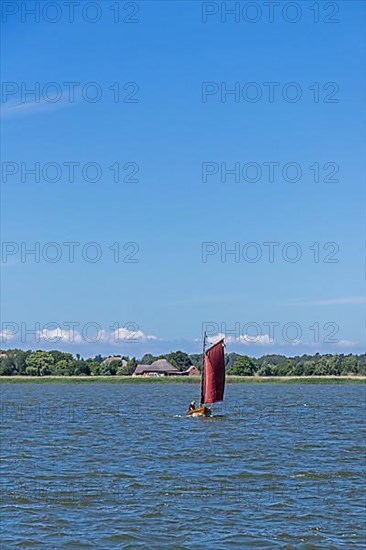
[202,339,225,404]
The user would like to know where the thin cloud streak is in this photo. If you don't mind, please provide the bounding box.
[290,296,366,306]
[1,97,78,119]
[165,294,248,307]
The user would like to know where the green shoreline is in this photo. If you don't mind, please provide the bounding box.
[0,375,365,384]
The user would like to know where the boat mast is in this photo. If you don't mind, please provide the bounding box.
[200,331,206,406]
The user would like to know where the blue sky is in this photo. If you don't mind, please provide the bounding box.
[1,0,365,357]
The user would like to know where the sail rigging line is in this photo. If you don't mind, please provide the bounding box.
[200,331,206,407]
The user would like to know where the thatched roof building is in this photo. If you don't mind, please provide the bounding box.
[133,359,179,376]
[133,360,200,377]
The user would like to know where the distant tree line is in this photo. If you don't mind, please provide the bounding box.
[224,353,366,376]
[0,349,365,376]
[0,350,137,376]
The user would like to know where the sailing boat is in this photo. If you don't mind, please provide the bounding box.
[186,334,225,417]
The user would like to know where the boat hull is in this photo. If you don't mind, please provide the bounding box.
[186,406,212,417]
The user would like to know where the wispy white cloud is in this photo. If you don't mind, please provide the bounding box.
[292,296,365,306]
[36,327,159,345]
[207,333,275,346]
[0,327,160,345]
[0,330,16,342]
[0,258,19,268]
[333,339,360,347]
[1,96,77,119]
[110,327,159,344]
[165,294,248,307]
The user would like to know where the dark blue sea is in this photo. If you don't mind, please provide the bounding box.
[1,383,365,548]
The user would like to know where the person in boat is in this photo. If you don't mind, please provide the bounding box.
[188,400,196,411]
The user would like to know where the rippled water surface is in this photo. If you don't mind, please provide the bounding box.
[1,383,365,548]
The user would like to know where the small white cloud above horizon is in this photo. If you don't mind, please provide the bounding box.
[37,328,84,344]
[0,326,160,345]
[333,339,360,347]
[0,330,16,342]
[111,327,159,344]
[207,333,275,346]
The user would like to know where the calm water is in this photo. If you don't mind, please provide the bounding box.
[1,383,365,549]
